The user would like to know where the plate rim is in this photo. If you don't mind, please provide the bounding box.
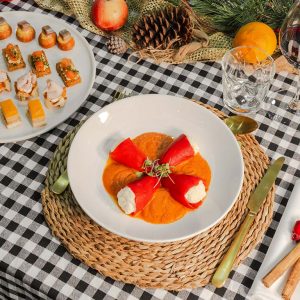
[0,11,96,144]
[68,94,244,242]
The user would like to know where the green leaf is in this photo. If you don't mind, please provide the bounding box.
[165,0,293,33]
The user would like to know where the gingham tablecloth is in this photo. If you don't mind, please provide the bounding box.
[0,1,300,300]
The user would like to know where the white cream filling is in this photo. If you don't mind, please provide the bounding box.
[0,70,8,82]
[17,72,36,94]
[186,136,199,154]
[185,180,206,204]
[117,186,136,214]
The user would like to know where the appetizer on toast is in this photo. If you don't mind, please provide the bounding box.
[44,79,67,109]
[15,72,38,104]
[0,99,21,128]
[29,50,51,77]
[38,25,57,49]
[0,17,12,40]
[3,44,26,71]
[57,30,75,51]
[56,58,81,87]
[16,20,35,43]
[27,99,46,127]
[0,70,11,93]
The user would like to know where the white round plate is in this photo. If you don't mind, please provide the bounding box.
[0,11,95,143]
[68,95,244,243]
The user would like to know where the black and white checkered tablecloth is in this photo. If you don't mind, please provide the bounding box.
[0,1,299,299]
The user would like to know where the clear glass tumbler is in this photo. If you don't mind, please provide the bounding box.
[222,46,275,114]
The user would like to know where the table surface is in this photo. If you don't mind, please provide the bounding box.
[0,1,299,300]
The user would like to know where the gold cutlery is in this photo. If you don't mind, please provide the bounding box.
[211,156,285,288]
[50,170,69,195]
[224,115,258,135]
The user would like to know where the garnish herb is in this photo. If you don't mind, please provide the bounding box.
[142,158,174,186]
[32,55,49,68]
[65,65,79,73]
[7,47,20,60]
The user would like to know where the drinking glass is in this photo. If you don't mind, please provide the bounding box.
[279,0,300,113]
[222,46,275,115]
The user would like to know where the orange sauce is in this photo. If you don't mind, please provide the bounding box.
[102,132,211,224]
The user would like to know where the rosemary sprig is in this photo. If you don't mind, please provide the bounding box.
[166,0,293,33]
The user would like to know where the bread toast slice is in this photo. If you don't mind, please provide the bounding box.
[2,45,26,71]
[56,58,81,87]
[29,50,51,78]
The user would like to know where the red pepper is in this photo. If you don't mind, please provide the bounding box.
[292,220,300,242]
[110,138,147,171]
[160,134,195,166]
[161,173,204,209]
[128,176,160,215]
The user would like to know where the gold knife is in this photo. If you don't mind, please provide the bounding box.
[211,156,285,288]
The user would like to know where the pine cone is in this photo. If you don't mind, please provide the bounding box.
[132,7,193,50]
[106,36,128,54]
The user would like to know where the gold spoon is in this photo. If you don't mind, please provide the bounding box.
[50,116,258,195]
[224,115,258,135]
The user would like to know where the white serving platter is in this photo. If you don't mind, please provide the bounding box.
[0,11,96,143]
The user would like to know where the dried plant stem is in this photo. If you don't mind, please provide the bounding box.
[129,38,181,64]
[193,29,209,44]
[180,0,216,33]
[174,41,206,62]
[282,258,300,300]
[263,243,300,288]
[129,48,175,64]
[129,2,211,64]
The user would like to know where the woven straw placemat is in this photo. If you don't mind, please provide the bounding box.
[41,103,274,290]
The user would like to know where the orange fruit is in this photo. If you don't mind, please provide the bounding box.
[233,22,277,63]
